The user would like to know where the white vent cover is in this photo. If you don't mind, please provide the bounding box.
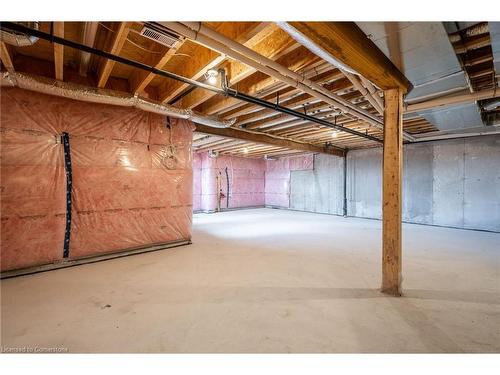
[139,25,180,48]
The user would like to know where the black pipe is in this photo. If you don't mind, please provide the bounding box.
[0,22,382,143]
[169,85,197,105]
[61,132,73,258]
[225,167,230,208]
[343,149,348,217]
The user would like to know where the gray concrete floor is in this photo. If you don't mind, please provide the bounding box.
[1,208,499,353]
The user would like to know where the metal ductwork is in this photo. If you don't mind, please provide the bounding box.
[1,72,235,128]
[357,22,494,132]
[0,21,39,46]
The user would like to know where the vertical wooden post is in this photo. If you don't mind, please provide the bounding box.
[53,22,65,81]
[382,88,403,296]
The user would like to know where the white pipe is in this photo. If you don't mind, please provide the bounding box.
[341,69,384,115]
[275,22,386,117]
[405,86,499,113]
[276,22,358,74]
[1,72,235,128]
[162,22,383,130]
[175,21,415,141]
[411,127,500,142]
[359,76,384,111]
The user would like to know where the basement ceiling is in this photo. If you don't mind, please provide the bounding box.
[1,21,498,158]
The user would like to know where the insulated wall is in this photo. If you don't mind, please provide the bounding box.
[1,88,194,272]
[193,152,203,212]
[264,154,313,208]
[290,154,344,215]
[193,152,265,212]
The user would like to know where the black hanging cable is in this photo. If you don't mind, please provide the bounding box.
[225,167,230,209]
[61,132,73,258]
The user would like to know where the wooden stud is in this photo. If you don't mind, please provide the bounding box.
[53,22,64,81]
[97,22,130,88]
[0,42,15,72]
[382,88,403,296]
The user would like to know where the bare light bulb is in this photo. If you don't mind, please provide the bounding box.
[206,69,219,85]
[332,131,339,138]
[243,148,249,154]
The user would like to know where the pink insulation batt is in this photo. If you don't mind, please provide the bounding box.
[193,152,266,211]
[1,88,194,272]
[265,154,314,208]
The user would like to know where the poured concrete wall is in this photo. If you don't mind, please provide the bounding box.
[290,154,345,215]
[347,134,500,232]
[268,135,500,232]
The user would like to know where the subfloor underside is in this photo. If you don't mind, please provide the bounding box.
[1,208,499,353]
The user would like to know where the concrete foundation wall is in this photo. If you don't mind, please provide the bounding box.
[347,134,500,232]
[290,154,345,215]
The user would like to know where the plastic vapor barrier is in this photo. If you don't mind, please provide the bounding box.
[1,88,194,272]
[193,152,265,212]
[265,154,314,208]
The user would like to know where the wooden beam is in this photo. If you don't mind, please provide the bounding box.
[158,22,264,103]
[53,22,64,81]
[177,24,298,109]
[198,46,320,115]
[195,124,344,157]
[97,22,130,88]
[287,22,412,92]
[0,42,14,72]
[79,22,99,76]
[382,88,403,296]
[129,37,186,94]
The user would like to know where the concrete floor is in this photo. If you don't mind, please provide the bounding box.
[1,208,499,353]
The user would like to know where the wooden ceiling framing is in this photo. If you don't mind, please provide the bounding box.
[449,22,496,92]
[5,21,493,159]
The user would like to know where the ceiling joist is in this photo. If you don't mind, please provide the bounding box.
[53,22,64,81]
[97,22,131,88]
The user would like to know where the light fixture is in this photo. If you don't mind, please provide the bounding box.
[205,68,219,85]
[332,130,339,138]
[243,147,249,154]
[208,149,219,158]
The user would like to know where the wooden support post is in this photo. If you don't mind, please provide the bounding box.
[382,88,403,296]
[53,22,65,81]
